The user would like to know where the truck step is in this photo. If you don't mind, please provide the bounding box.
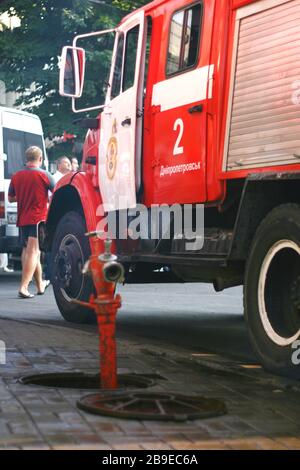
[172,228,233,257]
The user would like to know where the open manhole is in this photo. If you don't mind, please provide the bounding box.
[19,372,155,390]
[77,391,227,422]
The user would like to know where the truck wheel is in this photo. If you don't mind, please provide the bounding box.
[51,211,96,324]
[244,204,300,378]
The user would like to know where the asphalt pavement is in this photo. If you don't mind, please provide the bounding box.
[0,271,251,361]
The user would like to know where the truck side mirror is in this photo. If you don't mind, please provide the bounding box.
[59,46,85,98]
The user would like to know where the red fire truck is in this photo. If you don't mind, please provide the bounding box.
[45,0,300,377]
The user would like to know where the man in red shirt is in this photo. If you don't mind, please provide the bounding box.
[8,146,55,299]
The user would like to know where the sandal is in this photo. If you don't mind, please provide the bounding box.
[37,280,51,296]
[18,292,35,299]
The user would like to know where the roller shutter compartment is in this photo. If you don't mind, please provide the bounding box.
[224,0,300,171]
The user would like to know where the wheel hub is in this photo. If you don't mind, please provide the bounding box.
[54,234,85,300]
[57,251,72,287]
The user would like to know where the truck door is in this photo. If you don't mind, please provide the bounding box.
[99,12,145,212]
[150,0,214,205]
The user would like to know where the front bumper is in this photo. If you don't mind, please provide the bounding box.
[0,235,21,254]
[0,225,21,254]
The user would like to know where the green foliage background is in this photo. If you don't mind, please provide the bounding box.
[0,0,148,160]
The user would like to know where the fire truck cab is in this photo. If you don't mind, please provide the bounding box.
[47,0,300,378]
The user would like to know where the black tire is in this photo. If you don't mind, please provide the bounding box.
[51,211,96,324]
[244,204,300,378]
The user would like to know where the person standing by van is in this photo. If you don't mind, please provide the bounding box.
[8,146,55,299]
[71,157,80,172]
[53,156,72,184]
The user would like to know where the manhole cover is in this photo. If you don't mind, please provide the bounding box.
[77,391,227,422]
[19,373,155,390]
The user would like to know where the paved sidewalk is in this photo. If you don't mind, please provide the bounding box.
[1,316,300,450]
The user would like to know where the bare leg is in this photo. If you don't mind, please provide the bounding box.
[33,254,45,293]
[21,247,26,268]
[21,248,27,286]
[19,237,41,295]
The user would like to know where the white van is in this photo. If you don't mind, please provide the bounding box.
[0,106,47,255]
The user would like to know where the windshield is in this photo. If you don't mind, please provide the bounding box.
[75,31,115,111]
[3,128,45,179]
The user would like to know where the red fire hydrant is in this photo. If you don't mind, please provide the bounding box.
[72,232,124,390]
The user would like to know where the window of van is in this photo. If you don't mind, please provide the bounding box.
[166,2,202,76]
[3,128,45,179]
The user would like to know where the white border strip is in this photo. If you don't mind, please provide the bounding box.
[152,66,212,112]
